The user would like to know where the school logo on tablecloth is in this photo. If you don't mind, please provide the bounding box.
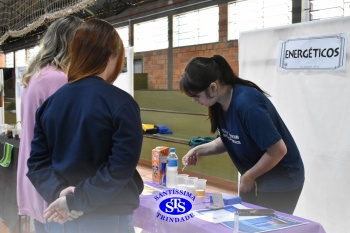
[154,188,195,223]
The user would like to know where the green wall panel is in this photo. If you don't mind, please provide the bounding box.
[135,90,207,114]
[135,90,239,183]
[140,111,213,140]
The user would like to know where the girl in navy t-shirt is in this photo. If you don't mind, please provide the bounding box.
[180,55,304,214]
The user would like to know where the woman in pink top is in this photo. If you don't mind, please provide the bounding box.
[17,16,82,233]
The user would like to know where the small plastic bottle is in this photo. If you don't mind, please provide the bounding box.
[166,148,178,188]
[234,210,239,233]
[161,161,167,186]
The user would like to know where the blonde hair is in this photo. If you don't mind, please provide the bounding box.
[22,16,83,87]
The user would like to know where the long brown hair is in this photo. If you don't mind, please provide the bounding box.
[180,55,268,133]
[67,18,124,82]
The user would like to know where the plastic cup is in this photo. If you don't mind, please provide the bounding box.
[14,127,21,140]
[177,174,189,190]
[0,124,7,135]
[195,179,207,197]
[185,177,198,194]
[12,128,18,140]
[7,124,13,138]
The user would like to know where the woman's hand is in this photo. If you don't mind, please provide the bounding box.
[44,196,70,224]
[239,174,255,193]
[182,150,199,166]
[44,196,84,224]
[59,186,75,197]
[45,186,84,224]
[239,139,287,194]
[182,138,226,167]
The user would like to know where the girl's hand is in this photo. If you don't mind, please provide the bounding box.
[45,186,84,224]
[239,174,255,193]
[182,151,199,166]
[59,186,75,197]
[44,196,70,224]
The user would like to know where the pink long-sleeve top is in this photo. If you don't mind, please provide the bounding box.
[17,65,67,223]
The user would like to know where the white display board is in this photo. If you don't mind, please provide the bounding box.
[113,47,134,97]
[238,17,350,233]
[15,66,25,124]
[277,33,347,72]
[0,70,4,124]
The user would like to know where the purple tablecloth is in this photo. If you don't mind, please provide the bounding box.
[134,182,326,233]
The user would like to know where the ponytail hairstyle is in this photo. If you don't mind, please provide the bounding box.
[22,16,83,87]
[180,55,268,133]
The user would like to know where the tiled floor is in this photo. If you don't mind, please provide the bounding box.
[136,162,238,195]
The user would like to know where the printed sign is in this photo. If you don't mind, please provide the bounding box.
[277,33,347,71]
[154,188,196,223]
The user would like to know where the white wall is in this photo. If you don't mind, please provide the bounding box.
[15,66,26,124]
[113,47,134,96]
[238,17,350,233]
[0,70,4,124]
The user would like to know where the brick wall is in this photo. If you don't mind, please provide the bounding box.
[142,49,169,89]
[139,2,239,90]
[0,54,5,67]
[172,41,239,91]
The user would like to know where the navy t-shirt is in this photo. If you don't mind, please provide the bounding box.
[218,84,304,192]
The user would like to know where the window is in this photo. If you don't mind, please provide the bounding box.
[15,49,26,67]
[26,46,40,65]
[134,17,168,52]
[116,26,129,47]
[309,0,350,21]
[134,59,143,73]
[173,6,219,47]
[228,0,292,40]
[5,52,14,68]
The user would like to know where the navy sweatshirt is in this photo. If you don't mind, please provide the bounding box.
[27,76,143,215]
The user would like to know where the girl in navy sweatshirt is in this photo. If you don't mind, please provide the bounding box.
[27,18,143,233]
